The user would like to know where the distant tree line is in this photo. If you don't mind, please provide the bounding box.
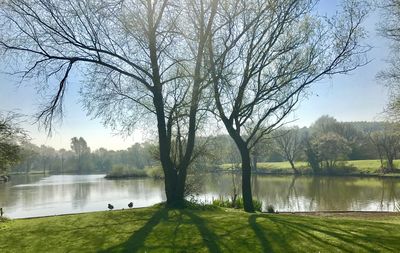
[11,138,157,175]
[206,116,400,174]
[6,115,400,176]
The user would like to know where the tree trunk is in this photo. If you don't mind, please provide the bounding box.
[252,155,258,173]
[78,153,81,174]
[387,156,394,172]
[176,169,188,206]
[163,167,188,208]
[152,87,187,208]
[237,142,255,212]
[288,160,299,174]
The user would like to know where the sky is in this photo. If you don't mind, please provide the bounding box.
[0,1,392,151]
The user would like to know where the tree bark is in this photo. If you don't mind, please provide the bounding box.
[288,160,299,174]
[238,144,255,212]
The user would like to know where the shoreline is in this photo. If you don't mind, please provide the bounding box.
[4,207,400,221]
[211,169,400,178]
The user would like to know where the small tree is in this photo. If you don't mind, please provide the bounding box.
[313,132,351,169]
[304,135,321,174]
[369,125,400,172]
[273,127,303,174]
[70,137,90,173]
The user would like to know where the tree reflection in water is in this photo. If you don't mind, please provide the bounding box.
[1,174,400,218]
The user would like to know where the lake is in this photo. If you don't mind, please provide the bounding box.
[0,173,399,218]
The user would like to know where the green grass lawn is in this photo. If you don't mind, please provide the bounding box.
[1,206,399,252]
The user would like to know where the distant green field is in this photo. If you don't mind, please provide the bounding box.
[221,160,400,175]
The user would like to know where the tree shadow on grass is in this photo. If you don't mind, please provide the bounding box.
[248,214,378,253]
[182,210,222,253]
[268,215,351,252]
[98,208,169,253]
[98,208,224,253]
[248,215,275,253]
[267,215,390,252]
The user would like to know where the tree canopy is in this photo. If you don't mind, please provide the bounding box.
[0,112,28,176]
[378,0,400,118]
[0,0,370,210]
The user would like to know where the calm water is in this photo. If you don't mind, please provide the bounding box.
[0,173,399,218]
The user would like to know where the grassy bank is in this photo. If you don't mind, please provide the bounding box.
[105,165,164,179]
[0,206,399,252]
[220,159,400,177]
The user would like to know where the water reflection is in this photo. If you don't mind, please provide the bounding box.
[0,174,399,218]
[200,174,400,212]
[0,174,165,218]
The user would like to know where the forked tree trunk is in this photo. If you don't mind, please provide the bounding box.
[162,163,188,208]
[153,88,189,208]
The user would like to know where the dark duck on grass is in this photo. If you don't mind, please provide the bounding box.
[128,202,133,208]
[108,204,114,211]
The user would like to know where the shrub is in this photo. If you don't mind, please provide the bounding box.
[145,166,164,179]
[105,165,147,179]
[212,196,262,212]
[266,205,275,213]
[184,200,219,211]
[0,217,9,223]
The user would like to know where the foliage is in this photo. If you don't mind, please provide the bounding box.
[377,0,400,119]
[0,112,28,176]
[145,166,164,179]
[6,116,400,177]
[212,197,262,212]
[11,141,158,175]
[304,134,321,174]
[105,165,147,179]
[177,200,220,211]
[1,207,400,252]
[266,205,275,213]
[273,127,304,173]
[70,137,91,173]
[313,132,352,168]
[368,124,400,171]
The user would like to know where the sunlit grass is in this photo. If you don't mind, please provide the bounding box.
[0,206,399,252]
[256,161,309,170]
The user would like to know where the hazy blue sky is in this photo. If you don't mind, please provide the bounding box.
[0,1,391,150]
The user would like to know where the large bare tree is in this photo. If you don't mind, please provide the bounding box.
[0,0,217,207]
[207,0,369,211]
[378,0,400,119]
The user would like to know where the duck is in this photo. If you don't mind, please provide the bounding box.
[128,202,133,208]
[108,204,114,210]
